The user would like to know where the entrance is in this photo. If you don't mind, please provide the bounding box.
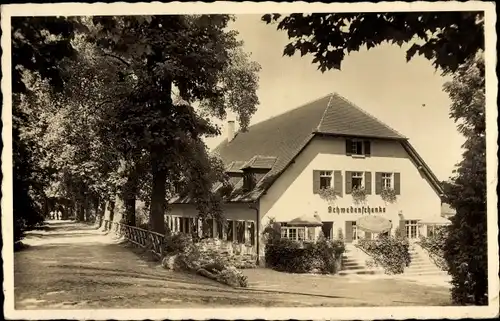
[321,222,334,239]
[405,220,419,239]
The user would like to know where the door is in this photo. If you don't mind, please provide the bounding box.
[321,222,334,239]
[405,220,419,240]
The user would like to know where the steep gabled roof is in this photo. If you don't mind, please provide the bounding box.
[170,92,442,204]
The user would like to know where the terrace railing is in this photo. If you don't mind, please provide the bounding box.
[103,219,164,258]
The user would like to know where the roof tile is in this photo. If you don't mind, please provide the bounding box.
[171,93,425,204]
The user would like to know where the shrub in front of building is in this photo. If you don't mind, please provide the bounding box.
[163,233,193,255]
[161,234,249,287]
[417,227,449,272]
[265,237,345,274]
[356,235,411,274]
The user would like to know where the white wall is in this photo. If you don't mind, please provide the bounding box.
[259,136,442,239]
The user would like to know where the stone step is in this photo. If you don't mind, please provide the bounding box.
[404,270,449,277]
[409,261,435,267]
[406,267,442,274]
[341,264,366,271]
[338,269,381,276]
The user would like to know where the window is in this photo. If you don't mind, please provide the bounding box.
[205,219,214,238]
[381,173,393,189]
[428,225,437,238]
[180,217,191,233]
[236,221,246,243]
[298,228,305,241]
[307,227,315,240]
[216,220,224,240]
[352,140,364,155]
[281,224,316,242]
[243,173,256,191]
[405,220,419,239]
[226,220,234,242]
[248,221,256,246]
[319,171,333,189]
[352,172,364,189]
[174,217,180,233]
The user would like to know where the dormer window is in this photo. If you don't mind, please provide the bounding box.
[243,172,256,191]
[346,139,371,157]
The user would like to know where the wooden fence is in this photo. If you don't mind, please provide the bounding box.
[103,219,164,258]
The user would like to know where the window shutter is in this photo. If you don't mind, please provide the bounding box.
[375,172,382,195]
[364,171,372,194]
[313,170,320,194]
[346,139,353,156]
[345,171,352,194]
[345,221,353,243]
[334,170,343,196]
[364,140,371,156]
[394,172,401,195]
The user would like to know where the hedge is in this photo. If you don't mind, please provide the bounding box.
[265,237,345,274]
[356,235,411,274]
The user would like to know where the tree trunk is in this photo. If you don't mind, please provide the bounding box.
[43,196,49,219]
[84,196,91,222]
[97,200,105,227]
[93,197,100,226]
[149,152,166,235]
[77,201,85,221]
[124,173,138,226]
[108,200,116,222]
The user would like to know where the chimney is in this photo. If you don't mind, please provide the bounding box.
[227,119,235,142]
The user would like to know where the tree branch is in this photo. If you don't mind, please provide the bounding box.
[102,53,131,66]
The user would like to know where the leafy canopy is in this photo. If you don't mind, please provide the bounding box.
[262,12,484,74]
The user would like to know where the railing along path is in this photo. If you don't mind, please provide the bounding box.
[103,219,164,258]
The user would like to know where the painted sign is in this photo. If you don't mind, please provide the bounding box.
[327,206,386,214]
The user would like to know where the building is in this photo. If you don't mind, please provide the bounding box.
[167,93,450,263]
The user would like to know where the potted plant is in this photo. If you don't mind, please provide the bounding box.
[318,187,338,204]
[351,186,367,205]
[380,188,397,204]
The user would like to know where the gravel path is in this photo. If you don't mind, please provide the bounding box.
[14,220,451,309]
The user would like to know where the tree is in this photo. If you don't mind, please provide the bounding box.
[90,15,260,234]
[442,53,486,305]
[261,12,484,74]
[12,17,85,240]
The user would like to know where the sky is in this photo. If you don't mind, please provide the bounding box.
[203,15,465,182]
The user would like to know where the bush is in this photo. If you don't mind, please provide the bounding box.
[417,226,448,271]
[262,217,281,244]
[356,235,411,274]
[265,238,345,274]
[163,233,193,255]
[162,234,249,287]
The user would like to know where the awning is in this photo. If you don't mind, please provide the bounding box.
[288,213,323,227]
[356,215,392,233]
[419,216,451,225]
